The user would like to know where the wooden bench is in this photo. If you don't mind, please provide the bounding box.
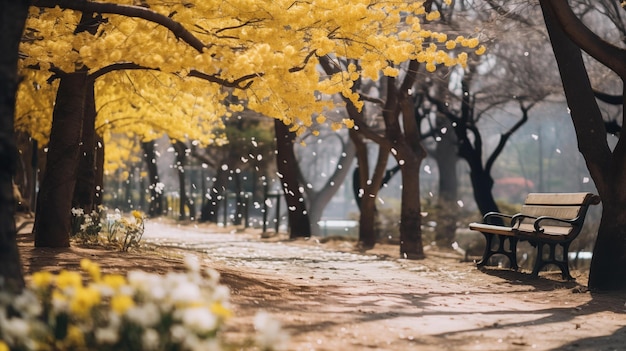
[469,192,600,280]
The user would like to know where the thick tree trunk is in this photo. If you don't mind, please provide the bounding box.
[388,67,426,259]
[72,79,96,211]
[34,72,87,247]
[540,0,626,290]
[398,151,425,259]
[0,0,29,292]
[274,120,311,238]
[141,140,163,217]
[350,129,387,248]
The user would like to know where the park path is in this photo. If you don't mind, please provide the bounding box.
[142,220,626,351]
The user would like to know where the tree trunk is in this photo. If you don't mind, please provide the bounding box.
[398,149,425,259]
[540,0,626,290]
[141,140,163,217]
[434,116,459,246]
[387,67,426,259]
[349,129,387,248]
[0,0,29,293]
[14,131,36,212]
[233,173,244,225]
[274,120,311,238]
[306,138,355,236]
[469,166,499,216]
[72,79,96,212]
[172,140,191,220]
[34,72,87,247]
[200,167,227,223]
[93,134,104,207]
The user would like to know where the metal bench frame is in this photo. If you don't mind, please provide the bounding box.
[469,192,600,280]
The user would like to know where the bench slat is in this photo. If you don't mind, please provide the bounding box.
[519,205,582,221]
[468,223,515,236]
[517,223,572,237]
[524,192,597,206]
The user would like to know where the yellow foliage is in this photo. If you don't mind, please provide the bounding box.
[18,0,483,161]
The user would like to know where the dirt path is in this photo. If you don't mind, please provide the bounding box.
[17,218,626,350]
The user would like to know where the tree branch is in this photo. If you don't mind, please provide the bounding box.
[545,0,626,79]
[32,0,208,53]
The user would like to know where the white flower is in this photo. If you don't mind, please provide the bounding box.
[178,307,218,333]
[170,281,203,304]
[125,303,161,327]
[254,312,289,351]
[204,269,221,285]
[13,291,42,317]
[142,328,160,350]
[2,317,30,344]
[184,255,201,273]
[212,285,230,302]
[189,337,222,351]
[71,208,84,216]
[95,327,119,344]
[170,325,188,343]
[107,213,122,221]
[127,271,166,300]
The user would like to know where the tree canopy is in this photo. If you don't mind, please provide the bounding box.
[19,0,484,148]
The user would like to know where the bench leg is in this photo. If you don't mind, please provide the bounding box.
[476,233,518,270]
[531,242,574,280]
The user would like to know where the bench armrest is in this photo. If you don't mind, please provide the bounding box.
[511,213,538,227]
[533,216,579,233]
[483,212,514,226]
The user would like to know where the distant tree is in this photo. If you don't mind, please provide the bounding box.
[141,140,164,218]
[296,127,356,237]
[171,140,195,220]
[193,114,274,225]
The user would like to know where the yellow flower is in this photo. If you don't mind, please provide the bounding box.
[330,122,342,131]
[56,270,82,289]
[315,115,326,124]
[80,259,101,282]
[312,130,320,136]
[59,325,85,348]
[0,341,9,351]
[342,119,355,129]
[102,274,127,289]
[132,210,143,222]
[69,286,101,317]
[445,40,456,50]
[466,38,479,48]
[475,45,486,55]
[31,271,54,289]
[111,294,134,314]
[426,11,441,21]
[425,62,437,72]
[211,302,232,319]
[382,66,399,77]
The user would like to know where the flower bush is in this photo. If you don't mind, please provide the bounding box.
[71,207,144,252]
[0,257,288,350]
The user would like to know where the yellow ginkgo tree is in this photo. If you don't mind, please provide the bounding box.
[20,0,482,252]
